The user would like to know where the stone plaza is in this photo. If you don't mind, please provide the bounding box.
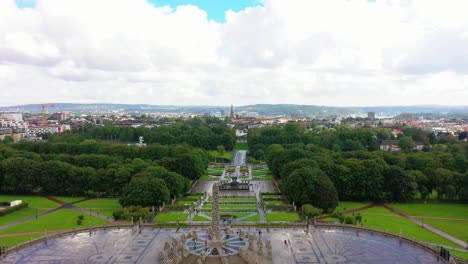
[1,225,443,263]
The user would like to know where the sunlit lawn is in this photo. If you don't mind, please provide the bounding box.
[389,203,468,219]
[335,201,372,212]
[153,213,189,222]
[265,212,300,222]
[51,196,86,204]
[0,195,60,209]
[241,214,260,221]
[0,209,110,235]
[0,234,43,247]
[355,208,462,249]
[233,142,248,151]
[0,207,47,226]
[74,198,121,209]
[422,218,468,242]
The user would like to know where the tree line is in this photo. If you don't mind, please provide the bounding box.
[0,142,209,207]
[252,123,468,211]
[52,117,236,151]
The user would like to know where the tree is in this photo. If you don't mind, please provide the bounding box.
[303,204,322,218]
[281,167,338,210]
[120,175,170,207]
[217,145,225,156]
[383,166,415,202]
[398,136,414,152]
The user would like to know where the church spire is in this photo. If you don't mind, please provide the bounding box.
[230,104,235,120]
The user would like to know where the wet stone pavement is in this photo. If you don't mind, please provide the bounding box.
[1,226,442,263]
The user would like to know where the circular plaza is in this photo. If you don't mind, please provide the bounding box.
[1,225,444,264]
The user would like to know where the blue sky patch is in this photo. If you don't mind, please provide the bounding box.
[148,0,261,22]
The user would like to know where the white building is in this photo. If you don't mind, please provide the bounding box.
[0,113,23,122]
[0,118,28,130]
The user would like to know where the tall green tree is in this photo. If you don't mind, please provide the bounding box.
[120,175,170,207]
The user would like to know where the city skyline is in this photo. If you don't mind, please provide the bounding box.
[1,0,468,106]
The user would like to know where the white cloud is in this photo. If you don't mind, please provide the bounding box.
[0,0,468,106]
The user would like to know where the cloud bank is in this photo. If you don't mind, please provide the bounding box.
[1,0,467,106]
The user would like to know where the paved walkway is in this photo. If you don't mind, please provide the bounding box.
[382,204,467,248]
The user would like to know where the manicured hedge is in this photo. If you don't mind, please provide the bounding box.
[0,202,29,216]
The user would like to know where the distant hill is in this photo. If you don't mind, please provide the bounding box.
[1,103,468,117]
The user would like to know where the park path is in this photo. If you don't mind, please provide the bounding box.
[382,204,467,248]
[0,196,112,232]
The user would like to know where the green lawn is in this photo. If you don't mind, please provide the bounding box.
[389,203,468,219]
[422,218,468,242]
[450,249,468,260]
[0,209,109,235]
[360,206,393,214]
[0,234,44,247]
[208,151,233,161]
[203,204,257,211]
[192,215,210,221]
[251,170,270,176]
[207,168,225,175]
[0,195,61,209]
[356,208,462,248]
[241,214,260,221]
[265,201,286,206]
[336,201,372,212]
[262,194,282,200]
[218,198,256,203]
[74,198,121,209]
[254,174,273,180]
[52,196,86,204]
[0,207,47,226]
[265,212,300,222]
[153,213,189,222]
[233,142,248,151]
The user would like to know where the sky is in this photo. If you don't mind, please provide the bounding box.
[1,0,468,107]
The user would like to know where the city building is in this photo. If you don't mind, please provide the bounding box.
[0,113,23,121]
[51,112,67,121]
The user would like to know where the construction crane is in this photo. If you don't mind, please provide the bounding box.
[41,103,55,126]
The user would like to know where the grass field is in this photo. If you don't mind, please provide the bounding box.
[0,209,109,235]
[0,195,61,209]
[389,203,468,219]
[1,234,43,247]
[192,215,210,221]
[208,151,233,161]
[74,198,121,209]
[251,170,269,176]
[422,218,468,242]
[233,142,248,151]
[450,249,468,260]
[241,214,260,221]
[208,198,256,203]
[153,213,189,222]
[265,212,300,222]
[52,196,86,203]
[335,201,372,212]
[356,208,462,248]
[202,204,257,212]
[0,207,47,226]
